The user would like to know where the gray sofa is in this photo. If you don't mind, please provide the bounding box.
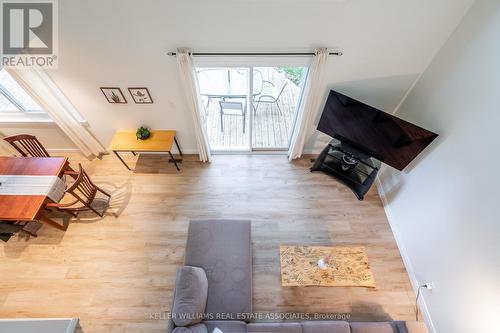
[167,219,427,333]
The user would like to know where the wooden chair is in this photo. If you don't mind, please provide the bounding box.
[46,164,111,218]
[3,133,78,181]
[3,134,50,157]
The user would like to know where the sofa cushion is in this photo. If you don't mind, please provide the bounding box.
[350,322,394,333]
[301,321,350,333]
[171,266,209,326]
[248,322,302,333]
[203,320,247,333]
[173,324,209,333]
[185,219,252,321]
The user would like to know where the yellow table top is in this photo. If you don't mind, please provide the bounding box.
[109,130,176,152]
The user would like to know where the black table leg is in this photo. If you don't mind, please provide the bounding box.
[168,151,181,171]
[113,151,131,170]
[174,136,183,157]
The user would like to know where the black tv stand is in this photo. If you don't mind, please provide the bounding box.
[310,139,381,200]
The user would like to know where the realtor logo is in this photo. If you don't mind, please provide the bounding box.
[1,0,58,68]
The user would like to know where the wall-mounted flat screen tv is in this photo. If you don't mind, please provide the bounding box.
[317,90,438,170]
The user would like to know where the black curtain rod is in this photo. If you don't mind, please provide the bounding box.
[167,51,343,56]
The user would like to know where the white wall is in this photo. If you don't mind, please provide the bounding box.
[0,0,473,153]
[377,1,500,332]
[0,123,76,153]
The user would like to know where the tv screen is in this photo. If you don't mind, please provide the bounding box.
[317,90,438,170]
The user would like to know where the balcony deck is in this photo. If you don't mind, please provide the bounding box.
[201,67,303,150]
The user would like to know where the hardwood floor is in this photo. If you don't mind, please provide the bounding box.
[0,153,415,332]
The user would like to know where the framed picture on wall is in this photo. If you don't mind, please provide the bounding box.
[128,87,153,104]
[100,87,127,104]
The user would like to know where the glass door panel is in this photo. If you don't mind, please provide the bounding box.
[252,66,307,150]
[196,67,250,151]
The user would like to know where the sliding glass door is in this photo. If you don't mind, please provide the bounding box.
[195,60,308,152]
[196,67,250,150]
[252,66,307,150]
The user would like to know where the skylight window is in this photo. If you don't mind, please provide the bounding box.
[0,68,45,114]
[0,93,18,112]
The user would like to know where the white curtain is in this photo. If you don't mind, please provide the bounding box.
[288,48,330,160]
[175,48,211,162]
[6,68,105,158]
[0,64,10,156]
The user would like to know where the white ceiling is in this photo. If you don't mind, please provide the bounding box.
[46,0,474,151]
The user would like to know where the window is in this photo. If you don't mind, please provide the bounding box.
[195,63,308,151]
[0,68,50,121]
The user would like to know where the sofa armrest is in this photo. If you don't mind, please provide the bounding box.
[166,319,175,333]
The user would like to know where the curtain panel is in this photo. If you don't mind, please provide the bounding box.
[6,68,105,158]
[288,48,330,160]
[175,48,211,162]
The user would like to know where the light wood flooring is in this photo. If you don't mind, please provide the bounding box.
[0,153,415,333]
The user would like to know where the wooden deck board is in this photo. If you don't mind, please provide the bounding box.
[204,67,301,150]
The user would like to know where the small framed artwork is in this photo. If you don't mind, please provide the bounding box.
[128,87,153,104]
[101,87,127,104]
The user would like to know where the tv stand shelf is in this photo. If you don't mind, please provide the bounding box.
[311,140,381,200]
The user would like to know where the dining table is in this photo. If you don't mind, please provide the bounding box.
[0,156,70,231]
[197,68,264,99]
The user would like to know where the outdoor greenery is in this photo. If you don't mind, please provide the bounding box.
[277,67,306,86]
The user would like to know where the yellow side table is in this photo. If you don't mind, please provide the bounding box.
[109,130,183,171]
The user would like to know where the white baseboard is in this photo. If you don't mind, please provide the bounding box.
[119,149,199,155]
[375,178,437,333]
[46,148,82,154]
[46,149,201,155]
